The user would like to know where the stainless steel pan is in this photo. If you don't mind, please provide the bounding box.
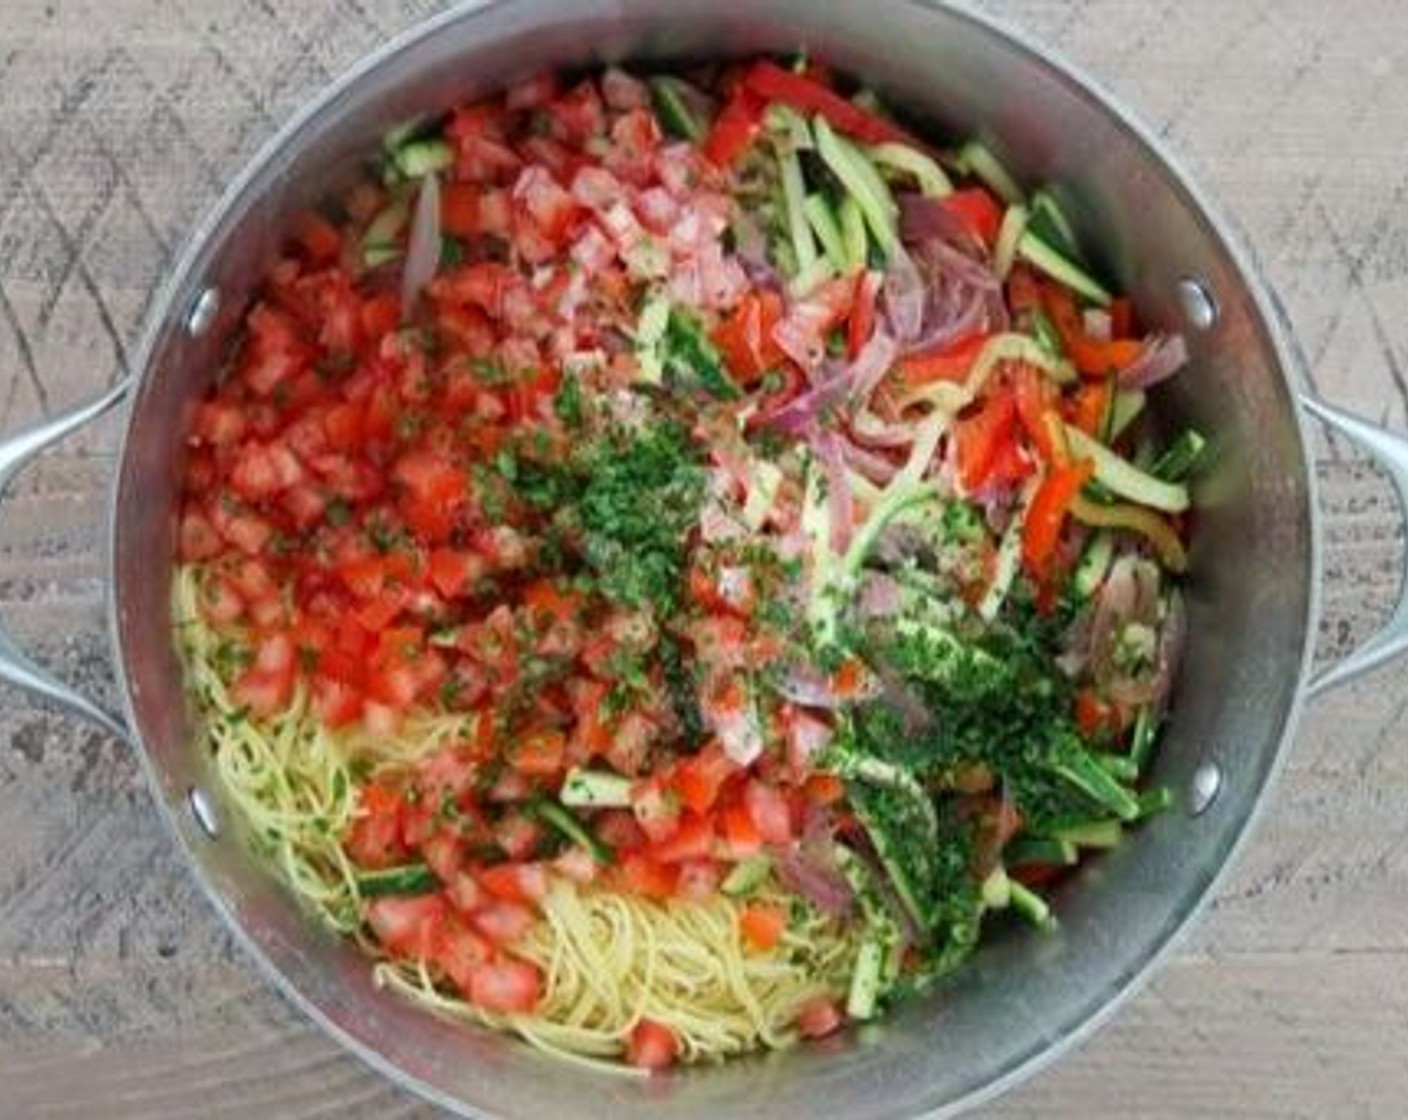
[4,2,1408,1116]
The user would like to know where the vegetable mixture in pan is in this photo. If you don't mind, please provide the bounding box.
[173,58,1200,1073]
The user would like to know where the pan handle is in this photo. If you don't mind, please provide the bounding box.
[1301,393,1408,696]
[0,380,134,741]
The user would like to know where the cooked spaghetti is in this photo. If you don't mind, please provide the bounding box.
[173,59,1197,1072]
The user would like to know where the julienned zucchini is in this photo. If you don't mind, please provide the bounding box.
[650,77,704,142]
[1018,228,1112,307]
[867,141,953,198]
[956,140,1025,206]
[392,138,454,180]
[1071,530,1115,600]
[814,116,900,259]
[356,863,438,898]
[1066,426,1190,513]
[804,193,850,273]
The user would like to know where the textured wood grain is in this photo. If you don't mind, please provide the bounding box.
[3,1,1408,1117]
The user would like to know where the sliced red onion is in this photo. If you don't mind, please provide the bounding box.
[1118,333,1189,390]
[919,239,1001,293]
[400,172,442,320]
[898,191,982,252]
[766,364,852,436]
[856,571,903,619]
[848,329,899,404]
[772,842,855,919]
[840,436,900,484]
[905,284,988,356]
[1153,587,1186,711]
[776,662,879,708]
[814,429,854,554]
[850,408,915,449]
[882,248,925,344]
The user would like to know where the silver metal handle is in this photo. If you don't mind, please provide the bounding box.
[0,380,134,740]
[1302,394,1408,695]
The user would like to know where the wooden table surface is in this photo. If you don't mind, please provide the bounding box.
[3,0,1407,1115]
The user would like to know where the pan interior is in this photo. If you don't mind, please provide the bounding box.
[111,2,1314,1117]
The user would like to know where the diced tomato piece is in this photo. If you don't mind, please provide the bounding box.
[719,801,763,858]
[617,853,679,900]
[347,783,408,857]
[626,1019,679,1071]
[595,809,647,854]
[672,743,736,815]
[479,862,549,906]
[193,401,247,447]
[675,858,724,902]
[632,777,682,844]
[649,812,714,864]
[199,575,245,625]
[230,440,306,501]
[796,997,846,1039]
[291,210,342,263]
[311,675,363,729]
[740,903,787,951]
[470,900,539,945]
[178,507,224,562]
[445,872,485,916]
[744,780,795,845]
[421,831,468,883]
[467,958,542,1014]
[432,917,493,994]
[508,729,566,778]
[367,894,448,958]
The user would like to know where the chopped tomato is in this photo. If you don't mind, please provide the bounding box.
[479,862,549,906]
[672,743,736,814]
[796,997,845,1039]
[470,900,538,945]
[617,853,679,900]
[626,1019,679,1071]
[468,958,542,1013]
[433,918,493,994]
[649,812,715,864]
[508,729,566,778]
[740,903,787,951]
[743,780,795,845]
[367,894,448,959]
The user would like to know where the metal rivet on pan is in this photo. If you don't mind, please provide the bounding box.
[188,787,221,839]
[185,286,221,338]
[1188,761,1223,816]
[1176,278,1219,332]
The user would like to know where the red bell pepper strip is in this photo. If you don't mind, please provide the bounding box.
[1067,378,1111,438]
[703,89,766,166]
[941,188,1004,249]
[955,390,1021,493]
[1022,458,1094,579]
[742,61,914,146]
[1041,282,1144,378]
[1011,363,1069,466]
[893,332,989,390]
[847,270,883,360]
